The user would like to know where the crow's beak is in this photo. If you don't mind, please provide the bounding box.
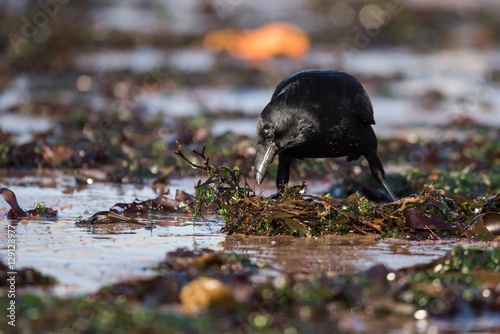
[254,145,278,185]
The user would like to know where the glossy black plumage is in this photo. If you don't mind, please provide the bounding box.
[254,70,396,201]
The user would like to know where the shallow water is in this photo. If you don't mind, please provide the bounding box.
[0,172,493,297]
[223,234,461,274]
[0,173,226,295]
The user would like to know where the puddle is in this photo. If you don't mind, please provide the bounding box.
[9,214,225,296]
[0,173,493,297]
[90,0,211,35]
[0,113,57,144]
[222,234,483,275]
[0,175,226,295]
[138,86,273,118]
[211,118,257,137]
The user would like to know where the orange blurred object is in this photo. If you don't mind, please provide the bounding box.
[203,22,310,61]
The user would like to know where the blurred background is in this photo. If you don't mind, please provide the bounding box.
[1,0,500,195]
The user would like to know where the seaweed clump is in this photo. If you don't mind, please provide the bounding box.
[175,144,500,239]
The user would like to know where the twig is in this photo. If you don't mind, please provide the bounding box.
[425,225,441,240]
[174,141,210,171]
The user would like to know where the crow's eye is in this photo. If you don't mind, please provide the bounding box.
[266,131,274,140]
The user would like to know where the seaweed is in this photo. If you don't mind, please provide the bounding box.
[0,188,58,219]
[174,145,500,239]
[174,141,254,222]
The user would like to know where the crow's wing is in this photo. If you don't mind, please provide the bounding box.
[270,70,376,125]
[352,91,375,125]
[271,76,298,100]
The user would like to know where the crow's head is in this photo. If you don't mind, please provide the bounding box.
[254,105,316,185]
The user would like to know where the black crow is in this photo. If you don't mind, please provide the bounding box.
[254,69,396,201]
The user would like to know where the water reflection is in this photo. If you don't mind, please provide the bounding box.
[222,234,460,275]
[0,179,226,295]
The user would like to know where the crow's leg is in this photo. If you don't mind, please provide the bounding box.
[364,153,397,202]
[276,154,293,190]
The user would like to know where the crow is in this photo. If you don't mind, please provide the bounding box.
[254,69,396,201]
